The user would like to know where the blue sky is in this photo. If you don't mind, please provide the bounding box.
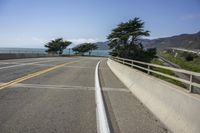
[0,0,200,48]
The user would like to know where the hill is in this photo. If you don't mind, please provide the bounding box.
[95,41,109,50]
[143,31,200,49]
[94,31,200,50]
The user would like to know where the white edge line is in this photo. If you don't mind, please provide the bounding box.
[95,61,111,133]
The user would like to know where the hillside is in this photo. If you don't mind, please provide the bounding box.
[95,41,109,50]
[143,31,200,49]
[94,31,200,50]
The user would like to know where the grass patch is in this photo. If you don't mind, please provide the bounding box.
[161,52,200,73]
[151,58,185,88]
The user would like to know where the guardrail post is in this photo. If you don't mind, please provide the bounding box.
[189,75,193,93]
[131,60,133,68]
[147,65,150,75]
[123,59,125,64]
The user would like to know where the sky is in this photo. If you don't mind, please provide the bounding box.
[0,0,200,48]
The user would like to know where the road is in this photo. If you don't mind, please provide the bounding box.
[0,57,169,133]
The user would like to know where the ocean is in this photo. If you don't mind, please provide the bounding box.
[0,47,110,57]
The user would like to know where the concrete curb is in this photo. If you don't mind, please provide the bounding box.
[107,59,200,133]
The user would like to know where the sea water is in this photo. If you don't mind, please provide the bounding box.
[0,47,110,57]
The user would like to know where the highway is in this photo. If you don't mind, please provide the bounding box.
[0,57,169,133]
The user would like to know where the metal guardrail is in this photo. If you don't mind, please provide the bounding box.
[170,48,200,55]
[110,56,200,93]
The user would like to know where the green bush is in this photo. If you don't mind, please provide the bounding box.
[185,54,194,61]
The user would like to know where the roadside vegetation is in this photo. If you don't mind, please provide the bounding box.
[72,43,98,56]
[151,58,186,88]
[107,17,156,62]
[45,38,71,55]
[106,18,186,88]
[160,50,200,73]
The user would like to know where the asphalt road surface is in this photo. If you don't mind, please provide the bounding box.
[0,57,169,133]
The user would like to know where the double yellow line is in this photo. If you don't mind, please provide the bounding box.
[0,60,79,90]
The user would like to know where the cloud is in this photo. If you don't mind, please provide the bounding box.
[180,14,200,20]
[66,38,101,48]
[68,38,99,44]
[0,36,103,48]
[31,37,46,43]
[142,36,157,40]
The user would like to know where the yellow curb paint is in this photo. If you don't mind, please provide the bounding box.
[0,60,79,90]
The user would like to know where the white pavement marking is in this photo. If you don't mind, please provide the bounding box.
[15,83,94,90]
[0,62,20,65]
[95,61,111,133]
[103,87,130,92]
[0,58,46,64]
[2,83,129,92]
[16,63,111,70]
[0,59,56,70]
[26,64,97,69]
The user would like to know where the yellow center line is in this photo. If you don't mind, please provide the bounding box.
[0,60,80,90]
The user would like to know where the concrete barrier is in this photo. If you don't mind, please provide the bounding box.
[107,59,200,133]
[0,53,58,60]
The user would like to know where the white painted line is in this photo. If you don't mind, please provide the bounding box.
[8,83,129,92]
[103,87,130,92]
[95,61,111,133]
[0,60,55,70]
[0,58,46,64]
[0,62,20,65]
[31,64,96,69]
[15,83,94,90]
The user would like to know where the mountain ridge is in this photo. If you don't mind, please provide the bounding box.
[95,31,200,50]
[142,31,200,49]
